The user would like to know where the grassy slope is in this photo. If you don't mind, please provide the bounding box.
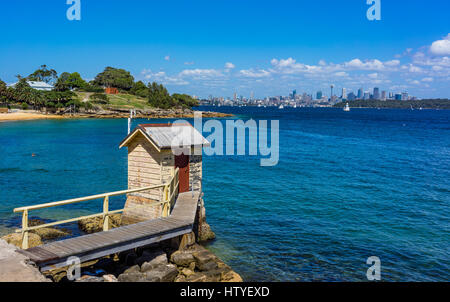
[75,92,152,110]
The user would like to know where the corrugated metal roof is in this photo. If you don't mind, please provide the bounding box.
[143,124,209,149]
[7,81,54,90]
[119,123,210,150]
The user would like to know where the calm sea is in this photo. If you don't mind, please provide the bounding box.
[0,106,449,281]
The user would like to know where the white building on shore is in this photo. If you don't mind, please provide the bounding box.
[7,81,54,91]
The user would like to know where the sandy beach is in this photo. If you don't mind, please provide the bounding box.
[0,112,65,123]
[0,110,232,123]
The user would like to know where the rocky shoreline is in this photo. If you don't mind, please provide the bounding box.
[1,212,242,283]
[0,108,232,123]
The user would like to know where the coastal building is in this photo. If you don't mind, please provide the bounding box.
[119,123,209,224]
[105,87,119,94]
[8,81,54,91]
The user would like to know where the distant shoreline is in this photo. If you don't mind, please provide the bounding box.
[334,99,450,110]
[0,110,233,123]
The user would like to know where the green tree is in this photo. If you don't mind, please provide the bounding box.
[130,81,149,98]
[93,67,135,90]
[148,82,174,109]
[172,93,199,108]
[27,65,58,84]
[0,79,8,106]
[55,72,87,91]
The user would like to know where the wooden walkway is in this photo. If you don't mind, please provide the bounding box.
[18,192,200,272]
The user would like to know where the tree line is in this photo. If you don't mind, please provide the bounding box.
[0,65,198,111]
[334,99,450,110]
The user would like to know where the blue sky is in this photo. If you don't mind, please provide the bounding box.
[0,0,449,98]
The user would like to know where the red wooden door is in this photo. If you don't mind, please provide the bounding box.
[175,154,190,193]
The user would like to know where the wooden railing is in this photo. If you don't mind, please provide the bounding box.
[13,168,180,250]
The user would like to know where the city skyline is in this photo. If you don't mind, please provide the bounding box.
[0,1,449,99]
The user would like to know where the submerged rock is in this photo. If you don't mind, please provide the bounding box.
[28,219,71,241]
[1,233,42,249]
[78,214,122,234]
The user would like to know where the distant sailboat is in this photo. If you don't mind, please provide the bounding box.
[343,103,350,112]
[279,104,284,109]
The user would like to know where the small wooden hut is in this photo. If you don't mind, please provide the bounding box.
[119,123,209,224]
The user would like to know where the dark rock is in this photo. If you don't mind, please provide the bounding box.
[170,251,195,267]
[135,250,167,267]
[120,251,138,266]
[94,258,116,272]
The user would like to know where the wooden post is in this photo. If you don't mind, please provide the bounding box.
[163,185,169,217]
[22,210,29,250]
[103,196,110,231]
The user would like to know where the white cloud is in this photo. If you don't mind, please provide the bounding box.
[164,55,170,61]
[421,77,433,82]
[239,69,271,78]
[368,73,378,79]
[225,62,235,70]
[334,71,348,77]
[141,69,189,86]
[385,60,400,67]
[179,69,222,78]
[430,34,450,56]
[184,61,195,65]
[344,59,385,71]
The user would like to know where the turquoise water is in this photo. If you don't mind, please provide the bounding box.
[0,107,449,281]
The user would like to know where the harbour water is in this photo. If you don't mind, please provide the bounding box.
[0,107,449,281]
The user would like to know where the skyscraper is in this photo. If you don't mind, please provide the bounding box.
[292,90,297,100]
[373,87,380,100]
[381,91,387,101]
[316,91,323,100]
[342,88,347,100]
[358,88,364,99]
